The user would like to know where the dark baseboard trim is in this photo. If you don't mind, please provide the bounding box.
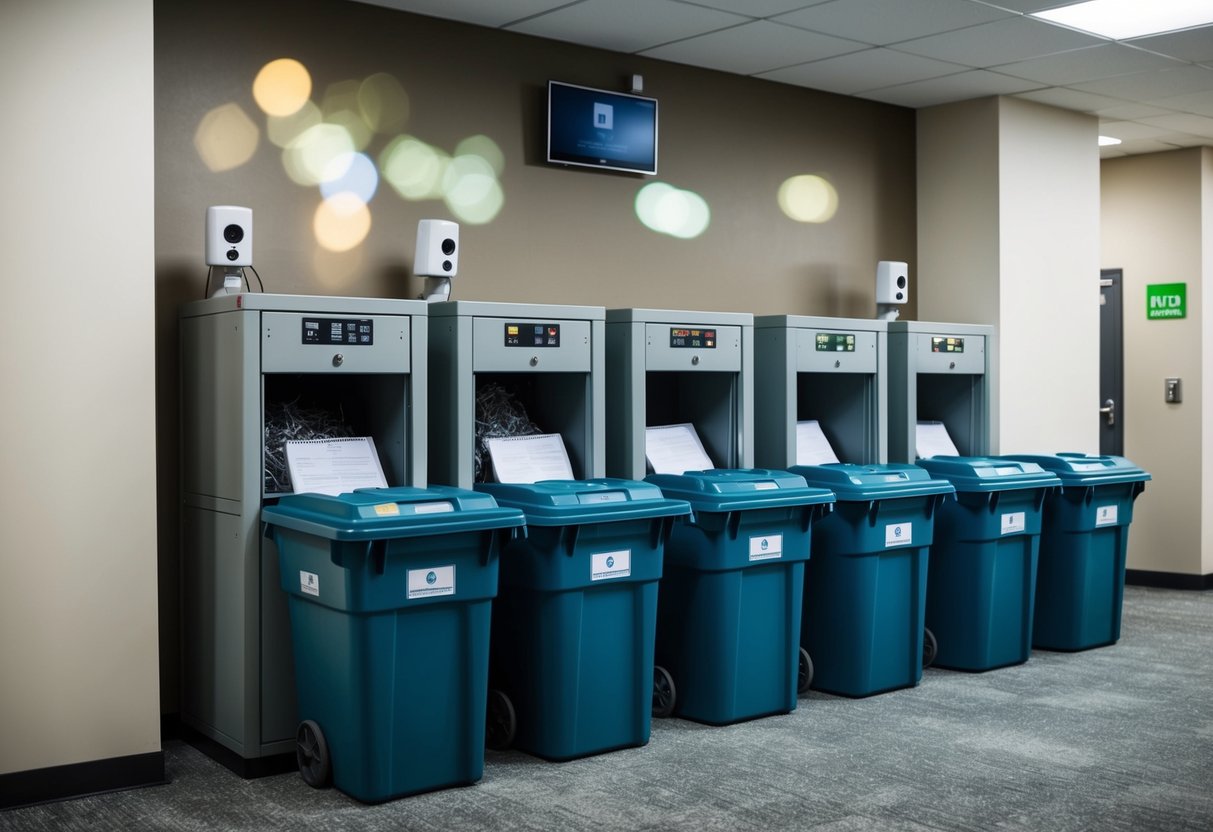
[1125,569,1213,590]
[0,751,165,811]
[177,722,297,779]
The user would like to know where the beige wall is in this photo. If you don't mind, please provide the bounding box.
[1101,148,1205,575]
[998,98,1100,455]
[1205,150,1213,576]
[917,98,1000,327]
[917,97,1101,455]
[154,0,919,710]
[0,0,160,774]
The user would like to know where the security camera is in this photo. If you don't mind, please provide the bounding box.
[876,260,908,304]
[414,219,458,278]
[206,206,252,267]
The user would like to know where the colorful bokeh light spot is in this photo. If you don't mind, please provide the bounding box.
[283,123,355,186]
[252,59,312,118]
[194,103,260,172]
[380,136,449,200]
[320,152,379,204]
[635,182,710,239]
[778,174,839,223]
[358,73,410,135]
[314,193,372,252]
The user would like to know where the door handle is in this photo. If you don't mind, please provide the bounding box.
[1099,398,1115,427]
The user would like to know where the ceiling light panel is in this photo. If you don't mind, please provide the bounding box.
[1032,0,1213,40]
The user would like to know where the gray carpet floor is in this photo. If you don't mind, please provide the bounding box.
[3,585,1211,831]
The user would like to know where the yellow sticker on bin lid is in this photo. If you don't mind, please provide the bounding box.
[373,503,401,516]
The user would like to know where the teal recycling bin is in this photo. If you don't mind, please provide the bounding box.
[1001,453,1150,651]
[789,464,955,697]
[915,457,1061,671]
[262,486,525,803]
[643,470,835,725]
[476,479,690,761]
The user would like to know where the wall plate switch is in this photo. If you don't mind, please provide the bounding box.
[1165,377,1182,403]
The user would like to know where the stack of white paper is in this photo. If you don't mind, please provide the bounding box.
[916,421,960,459]
[486,433,575,483]
[285,437,389,496]
[795,420,841,466]
[645,423,714,475]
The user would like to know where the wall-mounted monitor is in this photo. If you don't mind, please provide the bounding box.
[547,80,658,175]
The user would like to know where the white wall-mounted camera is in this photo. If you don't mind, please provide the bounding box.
[876,260,908,320]
[206,205,252,297]
[415,219,459,302]
[206,205,252,267]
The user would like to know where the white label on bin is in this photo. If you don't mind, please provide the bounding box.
[753,481,778,491]
[1001,512,1026,535]
[408,565,455,599]
[1096,505,1119,526]
[749,534,783,561]
[414,501,454,515]
[591,550,631,581]
[885,522,913,547]
[300,571,320,597]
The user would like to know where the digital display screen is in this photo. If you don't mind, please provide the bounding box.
[547,80,658,175]
[815,333,855,352]
[302,318,373,345]
[505,322,561,347]
[669,327,716,349]
[931,336,965,353]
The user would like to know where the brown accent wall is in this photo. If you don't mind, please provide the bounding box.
[154,0,918,709]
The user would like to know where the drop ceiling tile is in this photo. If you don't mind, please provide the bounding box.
[1013,86,1125,112]
[1138,113,1213,138]
[1104,137,1186,155]
[772,0,1010,46]
[1150,89,1213,118]
[757,47,966,94]
[1146,132,1212,147]
[680,0,829,17]
[893,16,1104,67]
[993,44,1183,85]
[980,1,1075,11]
[641,20,865,74]
[507,0,748,53]
[1097,120,1179,141]
[861,69,1041,108]
[1128,27,1213,64]
[1094,102,1178,119]
[352,0,573,27]
[1070,65,1213,101]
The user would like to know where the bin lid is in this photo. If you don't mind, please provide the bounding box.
[999,453,1151,486]
[787,463,955,502]
[261,485,526,541]
[644,468,835,513]
[915,456,1061,493]
[476,478,691,526]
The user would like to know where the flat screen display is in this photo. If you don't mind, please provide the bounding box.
[547,80,658,175]
[931,336,965,353]
[669,327,716,349]
[302,318,373,345]
[815,333,855,352]
[505,323,560,347]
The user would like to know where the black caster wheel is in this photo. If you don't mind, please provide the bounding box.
[296,719,330,788]
[486,688,517,751]
[652,665,676,719]
[797,647,814,696]
[923,627,938,669]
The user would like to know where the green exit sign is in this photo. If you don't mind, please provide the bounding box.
[1146,283,1186,320]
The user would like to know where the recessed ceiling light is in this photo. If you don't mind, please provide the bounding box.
[1032,0,1213,40]
[1098,135,1123,146]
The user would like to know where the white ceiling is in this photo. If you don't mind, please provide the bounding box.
[353,0,1213,158]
